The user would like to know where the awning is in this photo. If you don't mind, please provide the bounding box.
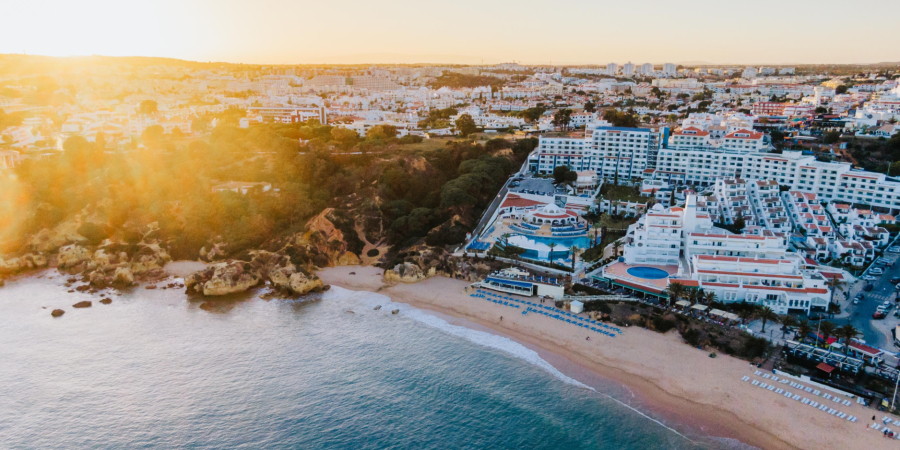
[675,300,691,307]
[691,304,708,311]
[709,308,726,317]
[816,362,835,374]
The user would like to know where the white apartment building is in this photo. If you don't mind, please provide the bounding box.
[742,67,758,78]
[639,63,654,75]
[534,123,900,215]
[529,124,660,180]
[663,63,677,76]
[781,191,834,239]
[606,63,619,76]
[750,179,791,233]
[620,196,831,314]
[622,62,635,76]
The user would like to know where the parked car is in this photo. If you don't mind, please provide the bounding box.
[883,301,893,309]
[863,275,877,281]
[874,311,887,320]
[853,299,860,305]
[889,247,900,253]
[864,284,874,291]
[871,268,884,275]
[890,277,900,284]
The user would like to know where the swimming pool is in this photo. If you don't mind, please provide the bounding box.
[516,234,593,250]
[626,267,669,280]
[505,234,594,263]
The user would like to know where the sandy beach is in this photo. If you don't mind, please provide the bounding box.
[320,265,895,450]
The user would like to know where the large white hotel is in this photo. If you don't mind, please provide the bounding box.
[603,196,832,315]
[529,120,900,214]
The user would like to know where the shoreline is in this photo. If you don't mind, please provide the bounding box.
[320,265,891,450]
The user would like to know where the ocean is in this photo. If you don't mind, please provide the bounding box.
[0,271,747,449]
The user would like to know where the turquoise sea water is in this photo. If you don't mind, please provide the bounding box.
[0,271,746,449]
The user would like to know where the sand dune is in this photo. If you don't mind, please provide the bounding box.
[320,265,894,450]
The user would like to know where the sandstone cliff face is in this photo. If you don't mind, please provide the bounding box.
[0,253,48,275]
[27,219,88,254]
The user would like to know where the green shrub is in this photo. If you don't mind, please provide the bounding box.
[652,316,677,333]
[681,328,701,346]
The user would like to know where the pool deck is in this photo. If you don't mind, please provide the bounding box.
[600,262,679,292]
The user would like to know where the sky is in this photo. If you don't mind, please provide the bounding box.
[3,0,899,66]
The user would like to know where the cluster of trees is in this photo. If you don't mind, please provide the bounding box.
[602,109,640,128]
[380,138,536,247]
[418,107,457,129]
[846,133,900,173]
[552,109,573,130]
[429,73,504,90]
[3,119,541,259]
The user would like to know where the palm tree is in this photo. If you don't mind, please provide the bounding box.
[703,291,716,306]
[664,282,686,307]
[570,245,579,271]
[796,319,813,342]
[779,315,798,338]
[826,277,846,305]
[687,288,703,306]
[836,324,861,354]
[612,239,621,258]
[819,321,837,348]
[758,306,776,333]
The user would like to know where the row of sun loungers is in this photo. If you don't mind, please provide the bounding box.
[752,370,855,406]
[523,306,617,337]
[472,290,623,338]
[870,421,900,439]
[745,376,858,423]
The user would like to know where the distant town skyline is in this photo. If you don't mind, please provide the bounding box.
[4,0,900,66]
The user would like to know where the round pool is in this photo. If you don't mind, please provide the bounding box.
[626,267,669,280]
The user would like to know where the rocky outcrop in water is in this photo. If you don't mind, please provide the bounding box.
[184,250,327,297]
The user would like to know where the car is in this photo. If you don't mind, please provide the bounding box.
[883,301,893,309]
[889,247,900,253]
[863,275,877,281]
[891,277,900,284]
[864,284,874,291]
[856,293,866,299]
[874,312,887,320]
[853,299,860,305]
[871,268,884,275]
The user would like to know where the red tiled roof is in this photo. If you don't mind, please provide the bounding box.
[501,194,545,209]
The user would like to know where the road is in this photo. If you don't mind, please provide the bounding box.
[472,157,535,239]
[831,251,900,350]
[473,178,510,239]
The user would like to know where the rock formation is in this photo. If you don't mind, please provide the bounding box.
[184,250,327,297]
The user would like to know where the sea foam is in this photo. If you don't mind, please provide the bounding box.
[327,286,692,442]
